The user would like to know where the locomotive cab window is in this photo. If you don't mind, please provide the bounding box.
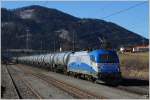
[90,53,119,63]
[99,54,119,63]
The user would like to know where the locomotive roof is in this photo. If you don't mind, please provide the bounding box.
[89,49,116,55]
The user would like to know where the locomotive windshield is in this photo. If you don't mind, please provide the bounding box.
[99,54,119,63]
[90,53,119,63]
[90,50,119,63]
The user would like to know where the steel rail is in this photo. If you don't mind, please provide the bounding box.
[5,65,22,99]
[7,65,43,99]
[17,64,106,99]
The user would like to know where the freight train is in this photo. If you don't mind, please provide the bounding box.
[14,49,122,85]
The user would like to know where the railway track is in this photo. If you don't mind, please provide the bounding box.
[33,73,103,99]
[16,64,106,99]
[97,78,149,96]
[18,76,43,99]
[5,65,22,99]
[98,77,149,96]
[10,64,148,99]
[6,65,43,99]
[117,86,149,96]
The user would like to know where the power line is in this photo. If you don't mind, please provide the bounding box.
[101,2,146,19]
[80,2,147,49]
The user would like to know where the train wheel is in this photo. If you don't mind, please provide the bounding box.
[84,74,87,80]
[87,76,91,81]
[70,72,75,77]
[73,72,77,78]
[51,64,54,71]
[67,71,70,76]
[76,74,79,79]
[73,72,76,77]
[77,73,82,79]
[51,67,54,72]
[48,66,51,71]
[63,66,67,75]
[54,68,57,72]
[91,77,96,83]
[71,72,74,77]
[83,74,86,80]
[53,65,57,72]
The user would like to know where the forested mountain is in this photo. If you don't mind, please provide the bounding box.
[1,5,148,51]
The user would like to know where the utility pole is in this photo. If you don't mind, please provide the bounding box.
[53,36,55,52]
[142,38,145,46]
[54,30,61,52]
[16,29,32,54]
[26,29,30,50]
[59,32,63,52]
[73,31,75,51]
[98,37,103,48]
[40,40,43,50]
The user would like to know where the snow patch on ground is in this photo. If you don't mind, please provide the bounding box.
[19,9,35,19]
[56,29,71,41]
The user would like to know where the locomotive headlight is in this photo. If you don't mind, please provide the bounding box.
[97,63,102,67]
[95,63,98,66]
[95,63,101,67]
[91,62,97,67]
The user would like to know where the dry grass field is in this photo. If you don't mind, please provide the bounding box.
[118,52,149,80]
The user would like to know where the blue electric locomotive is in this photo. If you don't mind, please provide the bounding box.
[67,49,121,84]
[90,49,121,83]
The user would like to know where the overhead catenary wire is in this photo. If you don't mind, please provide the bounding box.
[61,2,147,50]
[86,1,147,48]
[101,1,146,20]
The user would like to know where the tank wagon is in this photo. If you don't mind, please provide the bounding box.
[15,49,122,84]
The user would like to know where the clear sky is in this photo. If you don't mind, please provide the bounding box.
[1,1,149,39]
